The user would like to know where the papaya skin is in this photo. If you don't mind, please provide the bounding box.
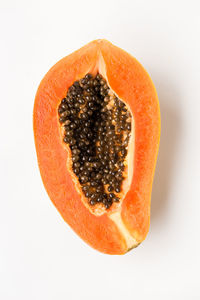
[33,39,160,254]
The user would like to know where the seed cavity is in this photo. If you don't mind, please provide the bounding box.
[58,73,132,209]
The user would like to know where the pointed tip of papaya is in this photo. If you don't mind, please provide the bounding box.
[91,38,111,47]
[92,38,107,43]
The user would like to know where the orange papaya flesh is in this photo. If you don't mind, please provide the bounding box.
[33,40,160,254]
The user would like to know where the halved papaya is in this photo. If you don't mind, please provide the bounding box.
[33,39,160,254]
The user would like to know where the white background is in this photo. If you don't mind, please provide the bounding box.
[0,0,200,299]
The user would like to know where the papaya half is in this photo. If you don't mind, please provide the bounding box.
[33,39,160,254]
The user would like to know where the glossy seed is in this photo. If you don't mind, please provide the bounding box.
[109,193,115,198]
[73,162,80,168]
[108,185,114,192]
[85,191,91,198]
[82,185,89,192]
[90,199,96,206]
[63,136,70,143]
[72,155,79,162]
[72,149,80,155]
[105,202,112,209]
[115,186,120,193]
[90,181,98,187]
[80,176,88,183]
[73,168,80,175]
[126,123,131,131]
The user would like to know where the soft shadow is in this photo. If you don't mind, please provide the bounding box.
[150,74,182,225]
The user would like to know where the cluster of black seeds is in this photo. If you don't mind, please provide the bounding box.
[58,73,131,209]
